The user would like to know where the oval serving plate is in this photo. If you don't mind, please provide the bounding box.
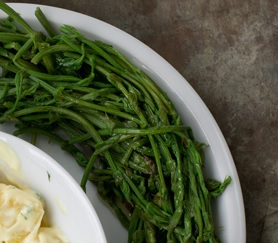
[0,3,246,243]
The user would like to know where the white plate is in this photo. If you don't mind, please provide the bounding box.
[0,3,246,243]
[0,131,107,243]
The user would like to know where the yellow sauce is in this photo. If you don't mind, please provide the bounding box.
[0,140,69,243]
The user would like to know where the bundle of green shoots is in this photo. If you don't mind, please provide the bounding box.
[0,2,231,242]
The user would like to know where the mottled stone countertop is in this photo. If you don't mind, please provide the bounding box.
[4,1,278,242]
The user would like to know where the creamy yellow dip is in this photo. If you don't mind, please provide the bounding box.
[0,183,68,243]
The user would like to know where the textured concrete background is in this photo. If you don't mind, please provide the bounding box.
[4,0,278,242]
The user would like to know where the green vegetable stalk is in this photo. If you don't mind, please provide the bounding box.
[0,1,231,242]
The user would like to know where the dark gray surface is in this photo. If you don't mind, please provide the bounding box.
[3,1,278,242]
